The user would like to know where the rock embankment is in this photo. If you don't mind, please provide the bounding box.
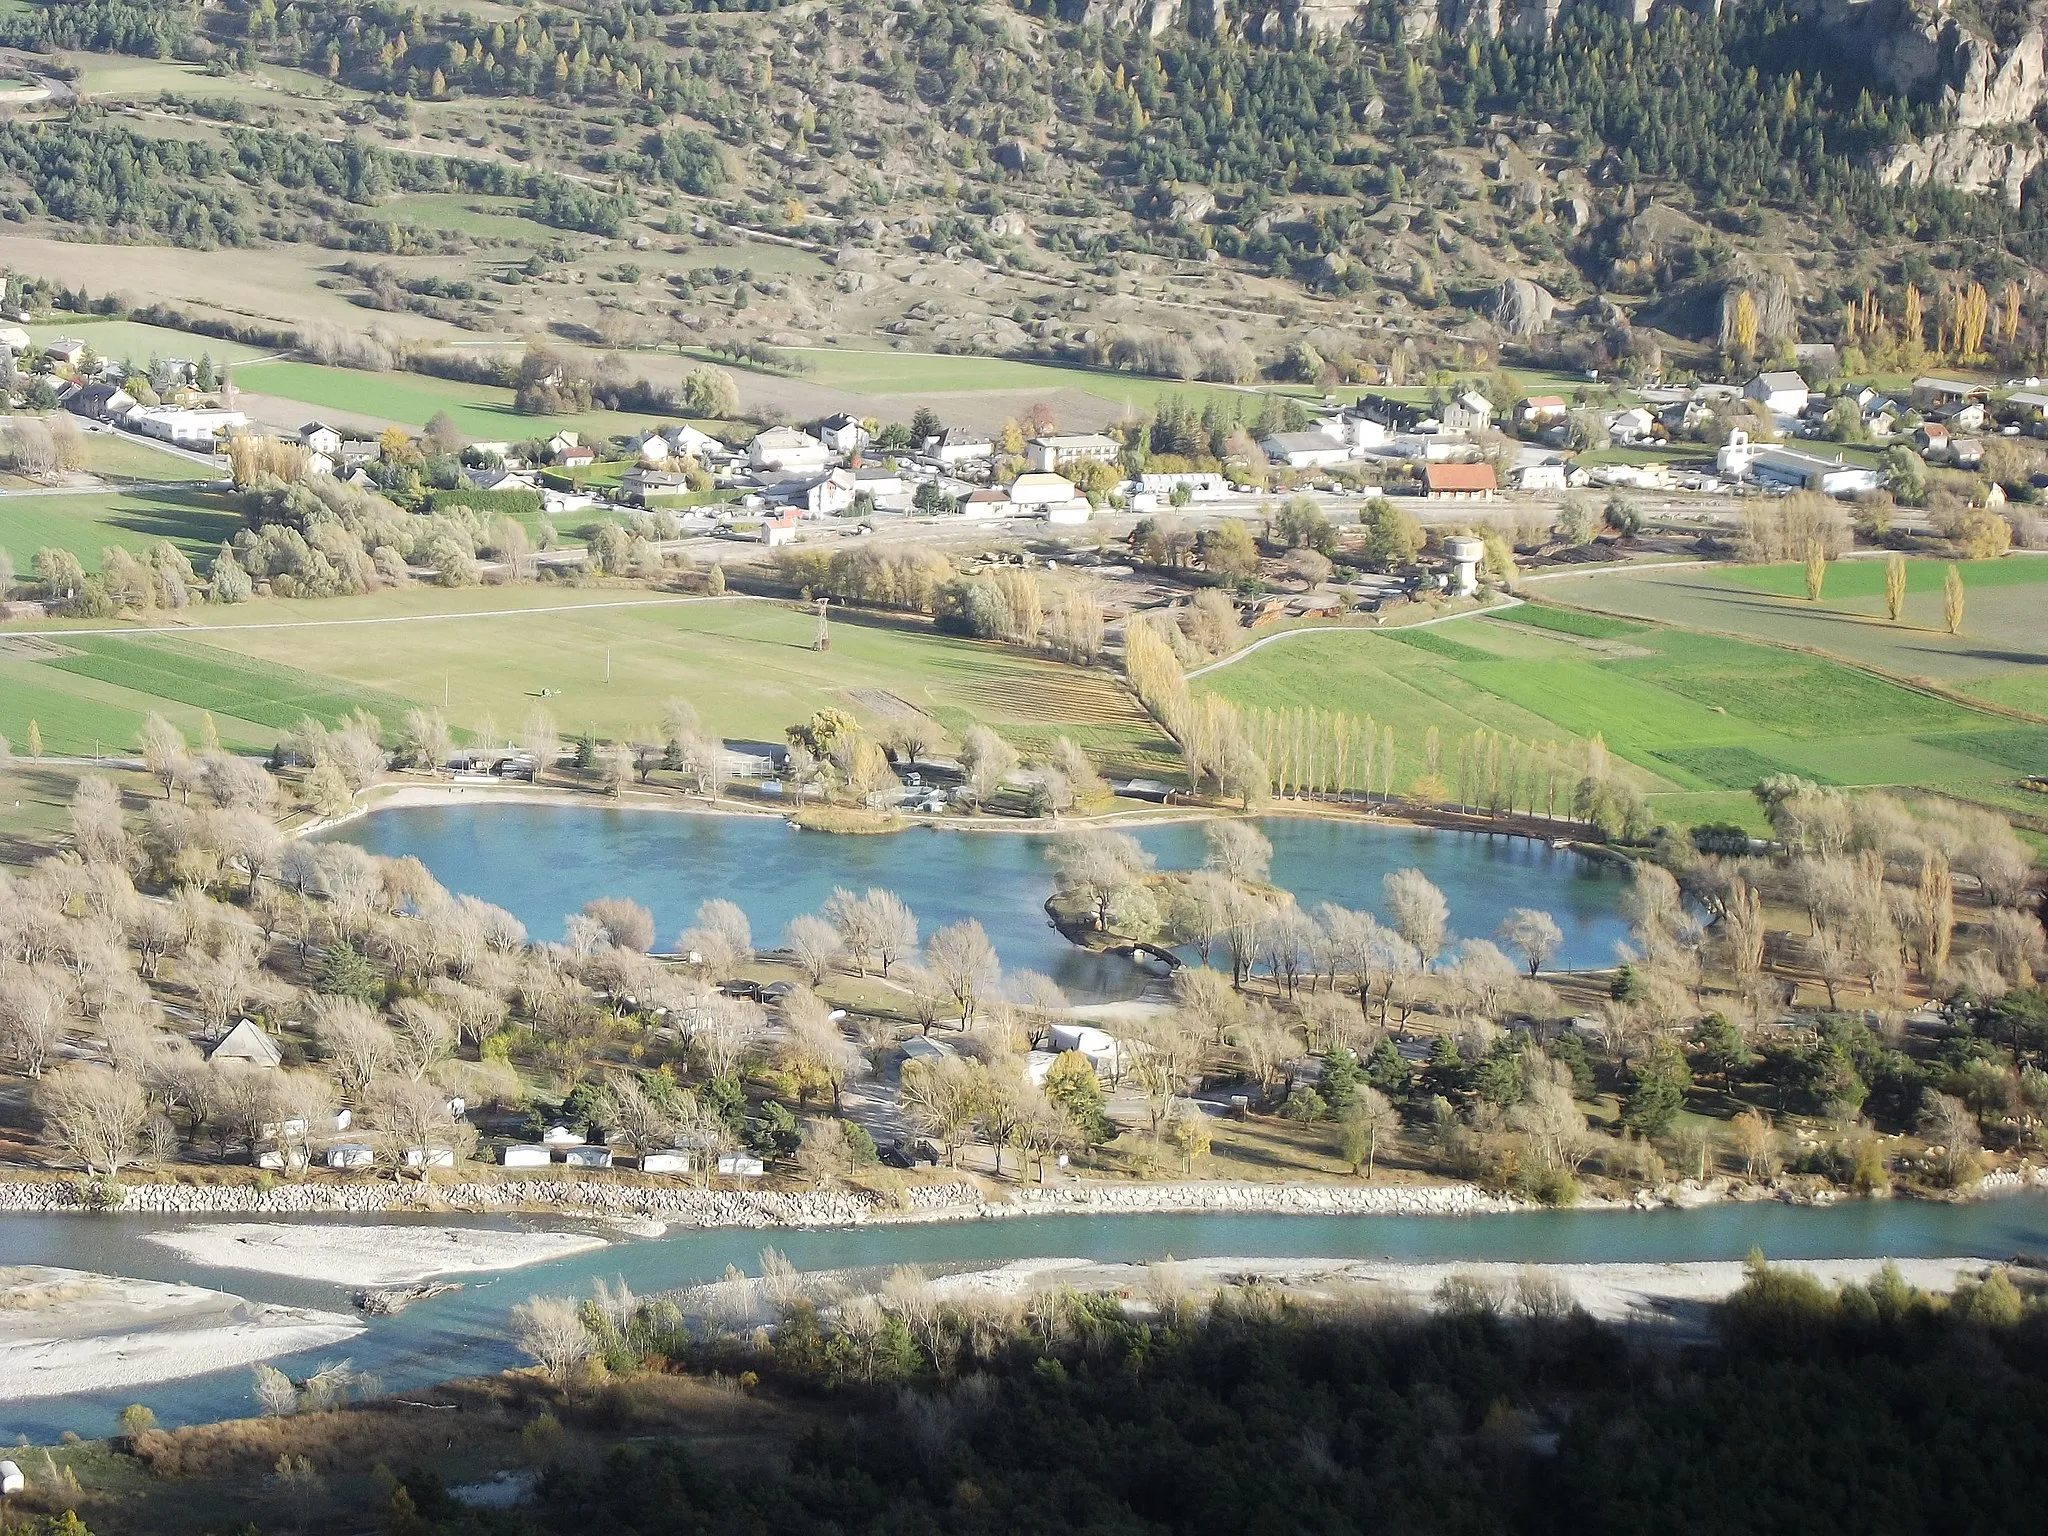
[0,1176,1513,1225]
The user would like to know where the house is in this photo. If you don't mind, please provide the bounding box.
[852,464,905,499]
[1750,446,1883,496]
[1008,471,1079,508]
[641,1151,692,1174]
[812,412,868,455]
[760,509,803,547]
[1260,428,1352,468]
[1422,462,1498,500]
[0,325,29,353]
[1929,400,1987,434]
[1354,394,1430,433]
[958,486,1010,518]
[298,422,342,458]
[464,464,538,492]
[1517,395,1568,429]
[1950,436,1985,468]
[634,432,673,465]
[43,337,87,367]
[502,1144,552,1167]
[1025,433,1120,472]
[1743,371,1810,417]
[122,404,247,447]
[1914,422,1951,454]
[748,425,830,474]
[546,430,581,458]
[562,1145,613,1169]
[930,427,994,467]
[207,1019,282,1069]
[1604,406,1657,444]
[777,465,857,517]
[1047,1023,1123,1076]
[60,381,136,423]
[556,441,595,468]
[1513,462,1570,491]
[620,467,692,505]
[1911,376,1989,409]
[661,423,728,462]
[1441,390,1494,434]
[1333,410,1389,451]
[327,1144,376,1169]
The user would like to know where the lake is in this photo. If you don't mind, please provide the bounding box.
[324,805,1636,997]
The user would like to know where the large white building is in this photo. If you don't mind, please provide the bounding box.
[123,404,247,447]
[1026,433,1119,472]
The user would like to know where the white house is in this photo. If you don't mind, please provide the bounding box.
[299,422,342,458]
[748,425,830,475]
[1048,1023,1123,1077]
[853,464,906,499]
[327,1144,375,1169]
[1260,428,1351,468]
[779,466,857,517]
[759,510,803,547]
[123,404,248,447]
[1517,395,1568,429]
[1007,471,1078,508]
[1441,391,1494,434]
[502,1144,552,1167]
[43,337,87,367]
[634,432,673,465]
[465,465,538,492]
[1513,462,1570,491]
[930,427,994,467]
[662,423,728,462]
[1604,406,1657,444]
[812,412,868,455]
[1026,433,1119,472]
[1743,371,1810,418]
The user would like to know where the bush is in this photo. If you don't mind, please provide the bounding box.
[1280,1085,1327,1122]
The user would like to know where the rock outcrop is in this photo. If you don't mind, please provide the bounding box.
[1875,128,2045,208]
[1491,277,1558,336]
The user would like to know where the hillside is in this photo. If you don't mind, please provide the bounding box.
[0,0,2046,401]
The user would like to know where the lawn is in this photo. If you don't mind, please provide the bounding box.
[26,319,279,368]
[0,761,158,868]
[80,431,212,483]
[38,634,424,734]
[176,595,1176,770]
[1194,614,2036,819]
[0,486,241,570]
[699,346,1316,418]
[1536,557,2048,705]
[231,359,653,443]
[377,194,543,238]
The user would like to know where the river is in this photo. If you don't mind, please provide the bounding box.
[325,805,1635,996]
[6,1194,2048,1441]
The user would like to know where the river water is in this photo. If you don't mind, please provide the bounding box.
[326,806,1635,996]
[6,1194,2048,1441]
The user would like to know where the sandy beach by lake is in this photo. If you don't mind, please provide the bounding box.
[139,1222,609,1287]
[0,1266,363,1404]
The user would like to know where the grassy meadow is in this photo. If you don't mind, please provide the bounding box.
[231,359,653,442]
[1195,605,2042,832]
[0,487,240,570]
[1536,557,2048,716]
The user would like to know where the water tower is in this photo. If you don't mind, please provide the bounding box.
[1443,535,1485,597]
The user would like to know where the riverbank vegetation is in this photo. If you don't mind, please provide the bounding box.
[12,1255,2048,1535]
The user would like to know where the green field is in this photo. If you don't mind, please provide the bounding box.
[0,630,426,758]
[78,431,212,483]
[378,194,543,238]
[1537,557,2048,713]
[232,359,652,443]
[26,320,280,369]
[1194,610,2039,829]
[0,487,240,570]
[171,595,1176,770]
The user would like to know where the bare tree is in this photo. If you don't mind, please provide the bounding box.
[1382,868,1449,964]
[926,920,1000,1026]
[1498,908,1564,977]
[38,1062,148,1177]
[511,1295,593,1382]
[0,965,67,1076]
[1918,1090,1982,1186]
[690,995,766,1083]
[784,913,844,985]
[780,986,863,1111]
[1205,820,1273,883]
[313,998,395,1100]
[581,897,656,954]
[389,999,456,1081]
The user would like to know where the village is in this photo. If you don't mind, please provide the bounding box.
[16,318,2042,552]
